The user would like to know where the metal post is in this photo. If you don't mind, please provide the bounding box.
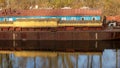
[76,54,78,68]
[13,32,16,47]
[116,49,118,68]
[87,55,89,68]
[34,57,36,68]
[90,55,93,68]
[95,41,98,48]
[100,55,102,68]
[95,33,98,49]
[95,32,98,40]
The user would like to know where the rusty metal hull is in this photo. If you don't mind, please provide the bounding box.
[12,31,120,41]
[0,31,119,51]
[0,31,118,40]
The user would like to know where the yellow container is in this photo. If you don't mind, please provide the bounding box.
[0,22,13,27]
[58,22,102,27]
[13,21,58,27]
[12,18,58,27]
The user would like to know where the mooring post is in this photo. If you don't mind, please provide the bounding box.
[95,32,98,40]
[13,32,16,47]
[95,33,98,48]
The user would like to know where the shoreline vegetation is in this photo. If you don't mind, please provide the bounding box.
[0,0,119,15]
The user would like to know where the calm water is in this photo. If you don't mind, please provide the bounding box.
[0,49,119,68]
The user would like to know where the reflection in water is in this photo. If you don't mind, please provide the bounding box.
[92,55,100,68]
[78,55,88,68]
[0,49,119,68]
[102,50,116,68]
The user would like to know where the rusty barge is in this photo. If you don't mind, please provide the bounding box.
[0,8,119,51]
[0,31,119,52]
